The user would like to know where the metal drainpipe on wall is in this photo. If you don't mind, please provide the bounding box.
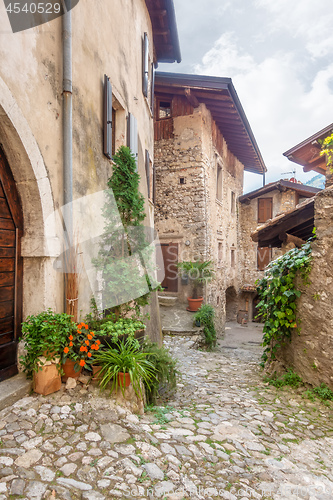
[63,0,73,309]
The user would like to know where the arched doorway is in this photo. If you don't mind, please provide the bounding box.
[0,147,23,381]
[225,286,238,322]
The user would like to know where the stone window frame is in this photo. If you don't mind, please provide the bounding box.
[216,164,223,201]
[231,190,236,215]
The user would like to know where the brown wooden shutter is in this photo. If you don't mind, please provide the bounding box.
[258,198,272,223]
[103,75,112,159]
[142,33,149,98]
[257,246,272,270]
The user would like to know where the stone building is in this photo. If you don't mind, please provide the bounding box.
[153,72,266,329]
[0,0,181,380]
[238,180,320,322]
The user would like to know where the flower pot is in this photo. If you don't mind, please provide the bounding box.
[33,364,61,396]
[187,297,204,312]
[117,372,131,388]
[91,365,102,383]
[61,359,82,382]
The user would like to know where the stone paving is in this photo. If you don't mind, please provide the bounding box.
[0,325,333,500]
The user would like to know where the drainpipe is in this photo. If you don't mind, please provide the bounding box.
[63,0,73,245]
[63,1,72,313]
[263,171,266,187]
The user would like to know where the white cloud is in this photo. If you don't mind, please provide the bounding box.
[255,0,333,58]
[194,32,333,191]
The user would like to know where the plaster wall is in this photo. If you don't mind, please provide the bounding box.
[0,0,161,341]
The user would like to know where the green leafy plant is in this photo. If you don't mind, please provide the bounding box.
[93,146,158,319]
[98,317,146,344]
[177,260,214,299]
[20,310,75,377]
[264,369,303,388]
[62,321,100,371]
[92,338,157,398]
[193,304,216,350]
[319,132,333,169]
[256,241,312,366]
[141,340,178,404]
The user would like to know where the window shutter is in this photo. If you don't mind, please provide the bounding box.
[127,113,138,169]
[258,198,272,223]
[257,246,272,270]
[103,75,112,159]
[142,33,149,98]
[150,62,155,114]
[145,149,150,198]
[153,163,156,204]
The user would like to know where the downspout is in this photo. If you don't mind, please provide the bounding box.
[63,1,73,311]
[63,1,73,243]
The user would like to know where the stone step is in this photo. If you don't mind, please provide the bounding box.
[162,326,202,336]
[158,295,178,307]
[0,373,32,411]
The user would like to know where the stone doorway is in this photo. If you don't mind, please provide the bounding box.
[225,286,238,322]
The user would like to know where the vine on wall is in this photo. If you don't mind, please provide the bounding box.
[256,241,312,367]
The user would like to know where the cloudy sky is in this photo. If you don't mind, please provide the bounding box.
[160,0,333,193]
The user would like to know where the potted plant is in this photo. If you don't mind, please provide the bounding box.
[92,338,156,399]
[62,322,100,380]
[177,260,214,311]
[20,310,75,395]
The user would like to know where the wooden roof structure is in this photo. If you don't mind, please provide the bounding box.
[145,0,181,63]
[239,179,320,203]
[155,72,266,175]
[251,197,315,248]
[283,123,333,175]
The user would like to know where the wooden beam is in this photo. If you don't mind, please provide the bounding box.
[184,88,200,108]
[279,232,306,248]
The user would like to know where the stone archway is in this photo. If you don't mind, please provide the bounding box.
[225,286,238,322]
[0,76,60,336]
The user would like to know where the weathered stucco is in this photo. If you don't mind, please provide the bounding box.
[0,0,161,342]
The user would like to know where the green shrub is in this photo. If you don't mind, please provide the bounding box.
[141,340,178,405]
[264,369,303,388]
[194,304,216,350]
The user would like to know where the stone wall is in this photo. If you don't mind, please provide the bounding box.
[155,104,244,332]
[275,187,333,389]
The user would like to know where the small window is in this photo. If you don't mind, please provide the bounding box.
[216,165,222,200]
[159,101,171,119]
[231,248,235,268]
[180,177,185,185]
[257,246,272,270]
[218,242,223,265]
[258,198,272,223]
[231,191,236,214]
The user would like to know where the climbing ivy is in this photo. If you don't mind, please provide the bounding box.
[256,241,312,367]
[319,132,333,168]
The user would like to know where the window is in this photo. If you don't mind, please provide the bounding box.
[127,113,138,169]
[231,248,236,268]
[231,191,236,214]
[142,33,154,114]
[257,246,272,271]
[158,101,172,119]
[145,150,155,202]
[258,198,272,223]
[179,177,185,185]
[216,165,222,201]
[218,242,223,266]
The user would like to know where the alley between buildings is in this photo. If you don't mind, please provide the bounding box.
[0,324,332,500]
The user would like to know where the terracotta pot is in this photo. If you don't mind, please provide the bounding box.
[61,359,82,382]
[33,364,61,396]
[187,297,204,312]
[91,365,102,383]
[117,372,131,388]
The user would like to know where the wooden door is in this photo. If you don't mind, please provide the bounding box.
[0,149,23,381]
[160,243,178,293]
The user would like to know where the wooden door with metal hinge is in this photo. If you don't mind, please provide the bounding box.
[0,148,23,381]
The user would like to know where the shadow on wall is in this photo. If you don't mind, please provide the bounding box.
[225,286,238,322]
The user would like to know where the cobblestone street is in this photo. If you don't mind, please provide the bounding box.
[0,325,333,500]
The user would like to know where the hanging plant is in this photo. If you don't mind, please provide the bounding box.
[256,241,312,367]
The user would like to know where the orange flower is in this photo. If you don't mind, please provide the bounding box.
[69,335,73,341]
[79,359,85,367]
[87,352,92,358]
[96,340,101,345]
[69,342,73,347]
[85,340,90,345]
[90,331,95,336]
[64,347,69,354]
[95,344,100,350]
[87,334,92,340]
[80,346,86,352]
